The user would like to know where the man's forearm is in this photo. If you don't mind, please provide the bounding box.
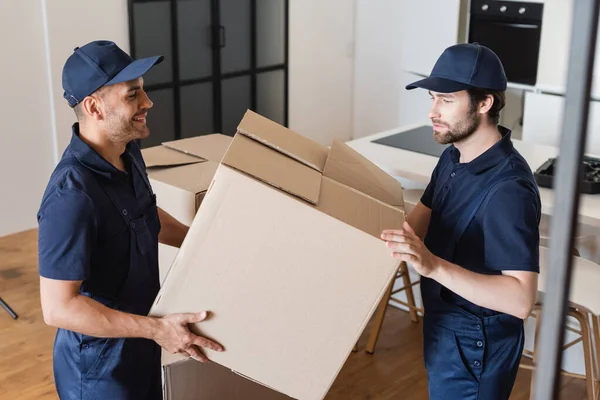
[430,259,535,319]
[46,293,160,340]
[157,207,189,248]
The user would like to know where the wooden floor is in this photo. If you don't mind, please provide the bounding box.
[0,229,589,399]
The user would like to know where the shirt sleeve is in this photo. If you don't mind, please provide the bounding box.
[482,180,541,273]
[37,188,97,280]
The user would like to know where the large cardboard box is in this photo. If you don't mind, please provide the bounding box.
[149,110,405,400]
[143,134,289,399]
[141,134,232,282]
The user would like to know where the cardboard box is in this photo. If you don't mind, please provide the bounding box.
[141,134,232,282]
[149,110,405,400]
[163,359,292,400]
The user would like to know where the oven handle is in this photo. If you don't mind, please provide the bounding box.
[485,21,540,29]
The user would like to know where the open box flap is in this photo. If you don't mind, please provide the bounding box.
[316,177,405,239]
[237,110,329,173]
[323,138,405,209]
[162,134,233,163]
[148,161,219,193]
[222,133,321,204]
[142,145,204,168]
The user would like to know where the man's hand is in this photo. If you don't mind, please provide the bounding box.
[381,221,440,277]
[153,311,224,363]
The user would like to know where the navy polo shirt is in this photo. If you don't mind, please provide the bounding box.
[37,123,161,310]
[421,126,541,317]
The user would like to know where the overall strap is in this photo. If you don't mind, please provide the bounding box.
[128,153,155,196]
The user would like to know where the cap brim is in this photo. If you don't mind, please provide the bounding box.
[105,55,164,86]
[405,76,472,93]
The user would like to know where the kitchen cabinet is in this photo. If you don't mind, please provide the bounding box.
[287,0,355,145]
[536,0,600,99]
[522,91,600,157]
[399,0,464,76]
[398,72,434,127]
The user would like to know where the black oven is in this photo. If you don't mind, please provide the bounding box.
[468,0,544,86]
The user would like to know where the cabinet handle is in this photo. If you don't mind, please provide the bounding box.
[219,25,226,48]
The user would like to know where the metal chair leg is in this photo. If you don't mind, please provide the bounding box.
[0,296,18,319]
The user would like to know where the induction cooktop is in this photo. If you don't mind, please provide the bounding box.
[372,125,448,157]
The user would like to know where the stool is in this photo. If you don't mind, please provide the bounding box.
[354,189,425,353]
[520,246,600,399]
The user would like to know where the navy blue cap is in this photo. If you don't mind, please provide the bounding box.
[62,40,163,107]
[406,43,507,93]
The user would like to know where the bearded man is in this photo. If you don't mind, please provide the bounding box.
[382,43,541,400]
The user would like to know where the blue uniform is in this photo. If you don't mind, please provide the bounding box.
[420,127,541,400]
[37,124,162,399]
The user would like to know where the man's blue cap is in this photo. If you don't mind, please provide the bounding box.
[62,40,163,107]
[406,43,507,93]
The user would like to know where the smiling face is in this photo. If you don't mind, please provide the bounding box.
[427,90,480,145]
[97,77,153,144]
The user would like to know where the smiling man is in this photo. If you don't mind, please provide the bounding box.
[37,41,224,400]
[382,43,541,399]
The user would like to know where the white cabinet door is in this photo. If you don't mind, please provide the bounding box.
[522,91,600,157]
[536,0,600,99]
[400,0,462,76]
[398,72,434,127]
[288,0,355,146]
[352,0,404,139]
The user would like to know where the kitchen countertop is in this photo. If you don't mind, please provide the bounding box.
[346,123,600,229]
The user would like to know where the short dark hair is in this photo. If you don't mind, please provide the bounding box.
[467,88,506,125]
[73,103,85,120]
[72,86,109,120]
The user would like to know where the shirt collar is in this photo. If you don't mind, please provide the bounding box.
[69,122,131,180]
[449,125,513,174]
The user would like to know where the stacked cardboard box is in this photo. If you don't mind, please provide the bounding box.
[141,134,232,282]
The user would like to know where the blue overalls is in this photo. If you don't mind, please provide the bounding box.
[418,128,541,400]
[38,124,162,399]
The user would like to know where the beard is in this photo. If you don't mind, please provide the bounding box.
[432,108,480,145]
[104,106,150,144]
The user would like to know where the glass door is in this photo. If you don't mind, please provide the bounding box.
[128,0,289,147]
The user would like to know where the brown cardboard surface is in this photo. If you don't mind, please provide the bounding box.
[147,162,219,194]
[222,133,321,204]
[316,177,405,239]
[142,145,203,168]
[237,110,329,172]
[150,165,401,400]
[323,138,405,208]
[162,134,232,162]
[164,359,293,400]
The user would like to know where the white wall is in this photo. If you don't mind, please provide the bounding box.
[45,0,130,156]
[0,1,56,237]
[0,1,130,238]
[288,0,356,146]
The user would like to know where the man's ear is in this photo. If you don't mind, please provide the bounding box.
[478,94,494,115]
[81,95,104,121]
